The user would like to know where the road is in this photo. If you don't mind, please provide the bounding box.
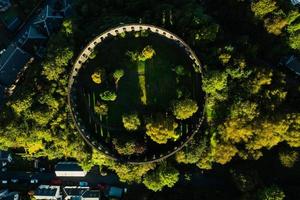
[0,170,122,187]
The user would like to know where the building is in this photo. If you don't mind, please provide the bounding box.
[81,190,101,200]
[33,5,63,37]
[0,190,19,200]
[63,187,101,200]
[55,162,87,177]
[0,2,21,31]
[0,44,33,87]
[33,185,62,200]
[283,55,300,75]
[104,187,125,199]
[0,0,11,12]
[291,0,300,6]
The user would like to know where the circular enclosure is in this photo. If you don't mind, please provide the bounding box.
[68,24,205,164]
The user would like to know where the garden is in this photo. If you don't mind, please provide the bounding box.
[70,26,205,163]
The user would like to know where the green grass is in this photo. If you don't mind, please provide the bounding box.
[78,32,198,140]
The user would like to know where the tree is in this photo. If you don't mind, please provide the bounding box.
[145,115,179,144]
[257,185,285,200]
[279,150,299,168]
[113,69,124,88]
[113,139,137,155]
[100,91,117,101]
[139,45,156,61]
[143,163,179,192]
[264,15,287,36]
[91,68,105,84]
[94,102,108,115]
[172,98,198,120]
[251,0,278,19]
[127,45,156,62]
[122,113,141,131]
[230,169,259,192]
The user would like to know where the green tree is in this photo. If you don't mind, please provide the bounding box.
[143,163,179,192]
[94,102,108,115]
[279,150,299,168]
[251,0,278,19]
[145,115,179,144]
[139,45,156,61]
[113,69,124,88]
[172,98,198,120]
[122,113,141,131]
[100,91,117,101]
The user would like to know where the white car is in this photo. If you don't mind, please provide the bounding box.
[1,180,8,184]
[11,179,18,183]
[30,179,38,184]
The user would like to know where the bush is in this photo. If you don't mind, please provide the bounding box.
[122,113,141,131]
[145,115,179,144]
[94,102,108,115]
[172,99,198,120]
[91,68,105,84]
[257,185,285,200]
[100,91,117,101]
[279,150,299,168]
[140,45,155,61]
[113,69,125,87]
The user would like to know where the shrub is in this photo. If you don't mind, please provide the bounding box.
[145,115,179,144]
[100,91,117,101]
[279,150,299,168]
[113,69,125,87]
[94,102,108,115]
[139,45,155,61]
[91,68,105,84]
[172,99,198,120]
[126,45,156,62]
[174,65,185,76]
[122,113,141,131]
[257,185,285,200]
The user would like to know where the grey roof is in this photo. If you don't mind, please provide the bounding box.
[0,44,32,86]
[18,26,47,46]
[82,190,100,199]
[0,192,19,200]
[0,151,10,161]
[33,5,63,36]
[0,84,5,106]
[55,162,84,172]
[285,55,300,75]
[63,187,89,197]
[0,0,11,11]
[34,188,57,197]
[291,0,300,5]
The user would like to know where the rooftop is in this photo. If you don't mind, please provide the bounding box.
[63,186,89,197]
[34,185,60,197]
[285,55,300,75]
[55,162,84,172]
[291,0,300,5]
[0,44,32,86]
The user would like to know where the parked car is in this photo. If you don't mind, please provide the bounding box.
[1,180,8,184]
[1,167,7,172]
[79,181,88,187]
[39,167,45,172]
[30,179,38,184]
